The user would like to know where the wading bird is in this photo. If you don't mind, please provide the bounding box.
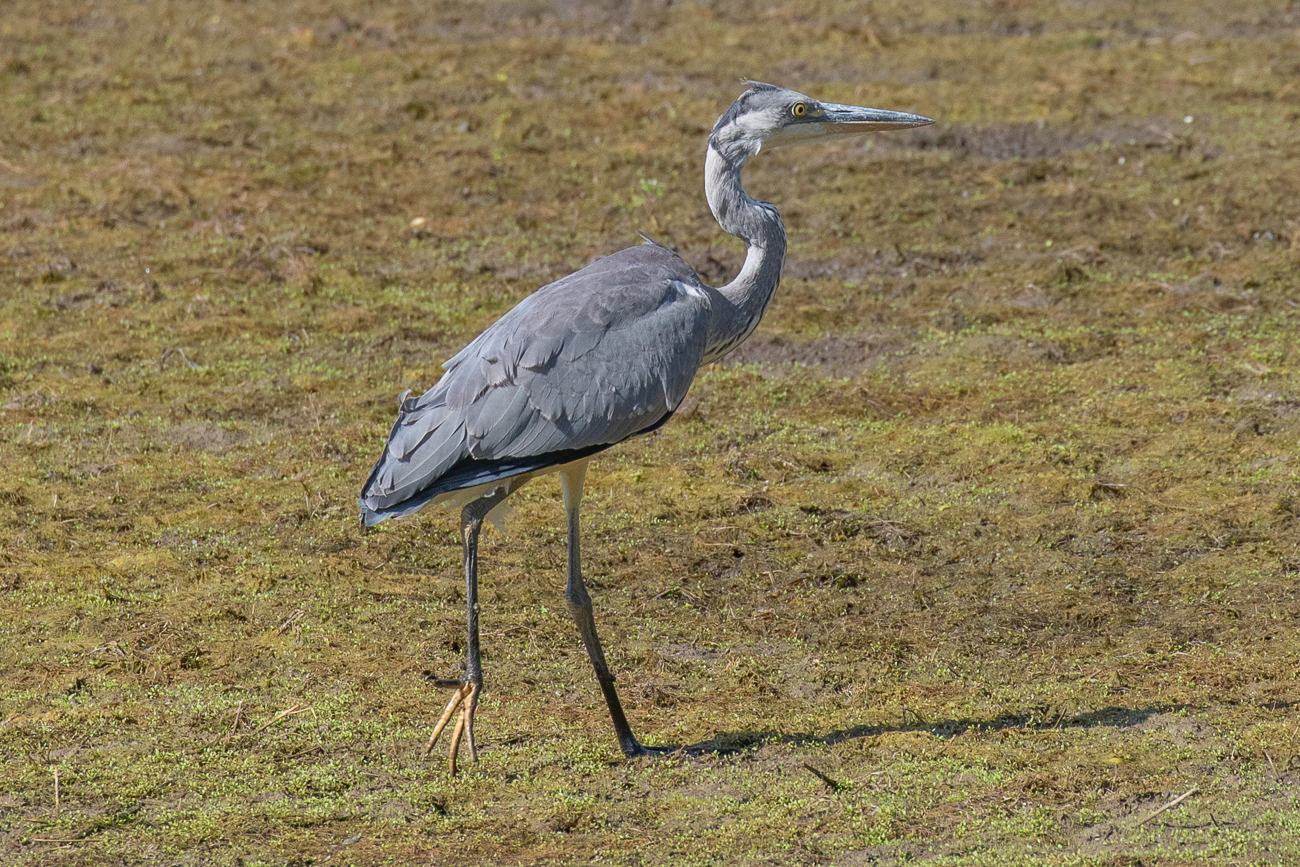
[360,83,933,774]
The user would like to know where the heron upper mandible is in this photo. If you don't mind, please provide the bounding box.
[359,82,933,774]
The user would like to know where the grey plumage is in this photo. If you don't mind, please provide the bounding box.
[360,242,710,524]
[357,83,933,772]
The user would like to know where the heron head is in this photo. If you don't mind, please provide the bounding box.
[709,82,933,161]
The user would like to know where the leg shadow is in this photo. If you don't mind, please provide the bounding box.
[677,702,1196,756]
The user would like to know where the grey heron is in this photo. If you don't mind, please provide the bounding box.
[360,82,933,773]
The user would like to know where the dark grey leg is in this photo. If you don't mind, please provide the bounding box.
[560,462,665,758]
[423,493,497,774]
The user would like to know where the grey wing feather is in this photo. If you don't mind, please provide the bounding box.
[360,244,710,520]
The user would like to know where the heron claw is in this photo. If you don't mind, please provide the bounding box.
[423,678,481,775]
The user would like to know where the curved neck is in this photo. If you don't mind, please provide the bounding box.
[702,145,786,363]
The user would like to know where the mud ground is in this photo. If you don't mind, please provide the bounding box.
[1,2,1298,865]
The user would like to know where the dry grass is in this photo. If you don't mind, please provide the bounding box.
[1,1,1298,864]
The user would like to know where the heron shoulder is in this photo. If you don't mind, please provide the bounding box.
[442,243,707,369]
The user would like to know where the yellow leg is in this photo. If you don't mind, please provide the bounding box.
[423,683,466,757]
[423,681,481,775]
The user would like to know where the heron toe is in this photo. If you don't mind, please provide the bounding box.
[626,742,673,758]
[423,678,481,776]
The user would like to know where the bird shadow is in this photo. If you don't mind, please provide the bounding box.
[667,703,1194,758]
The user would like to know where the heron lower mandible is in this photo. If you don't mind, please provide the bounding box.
[359,82,933,774]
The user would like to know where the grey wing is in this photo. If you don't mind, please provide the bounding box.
[359,244,710,524]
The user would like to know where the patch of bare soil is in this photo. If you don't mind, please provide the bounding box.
[167,421,248,454]
[725,331,911,377]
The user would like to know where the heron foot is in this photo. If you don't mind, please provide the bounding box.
[422,675,481,776]
[622,740,674,759]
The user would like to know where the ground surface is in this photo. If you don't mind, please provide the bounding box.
[1,1,1299,865]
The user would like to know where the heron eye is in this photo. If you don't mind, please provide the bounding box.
[791,102,807,118]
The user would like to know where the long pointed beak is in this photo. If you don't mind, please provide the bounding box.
[764,103,934,149]
[818,103,935,134]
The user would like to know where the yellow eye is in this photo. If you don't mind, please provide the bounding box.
[791,102,807,118]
